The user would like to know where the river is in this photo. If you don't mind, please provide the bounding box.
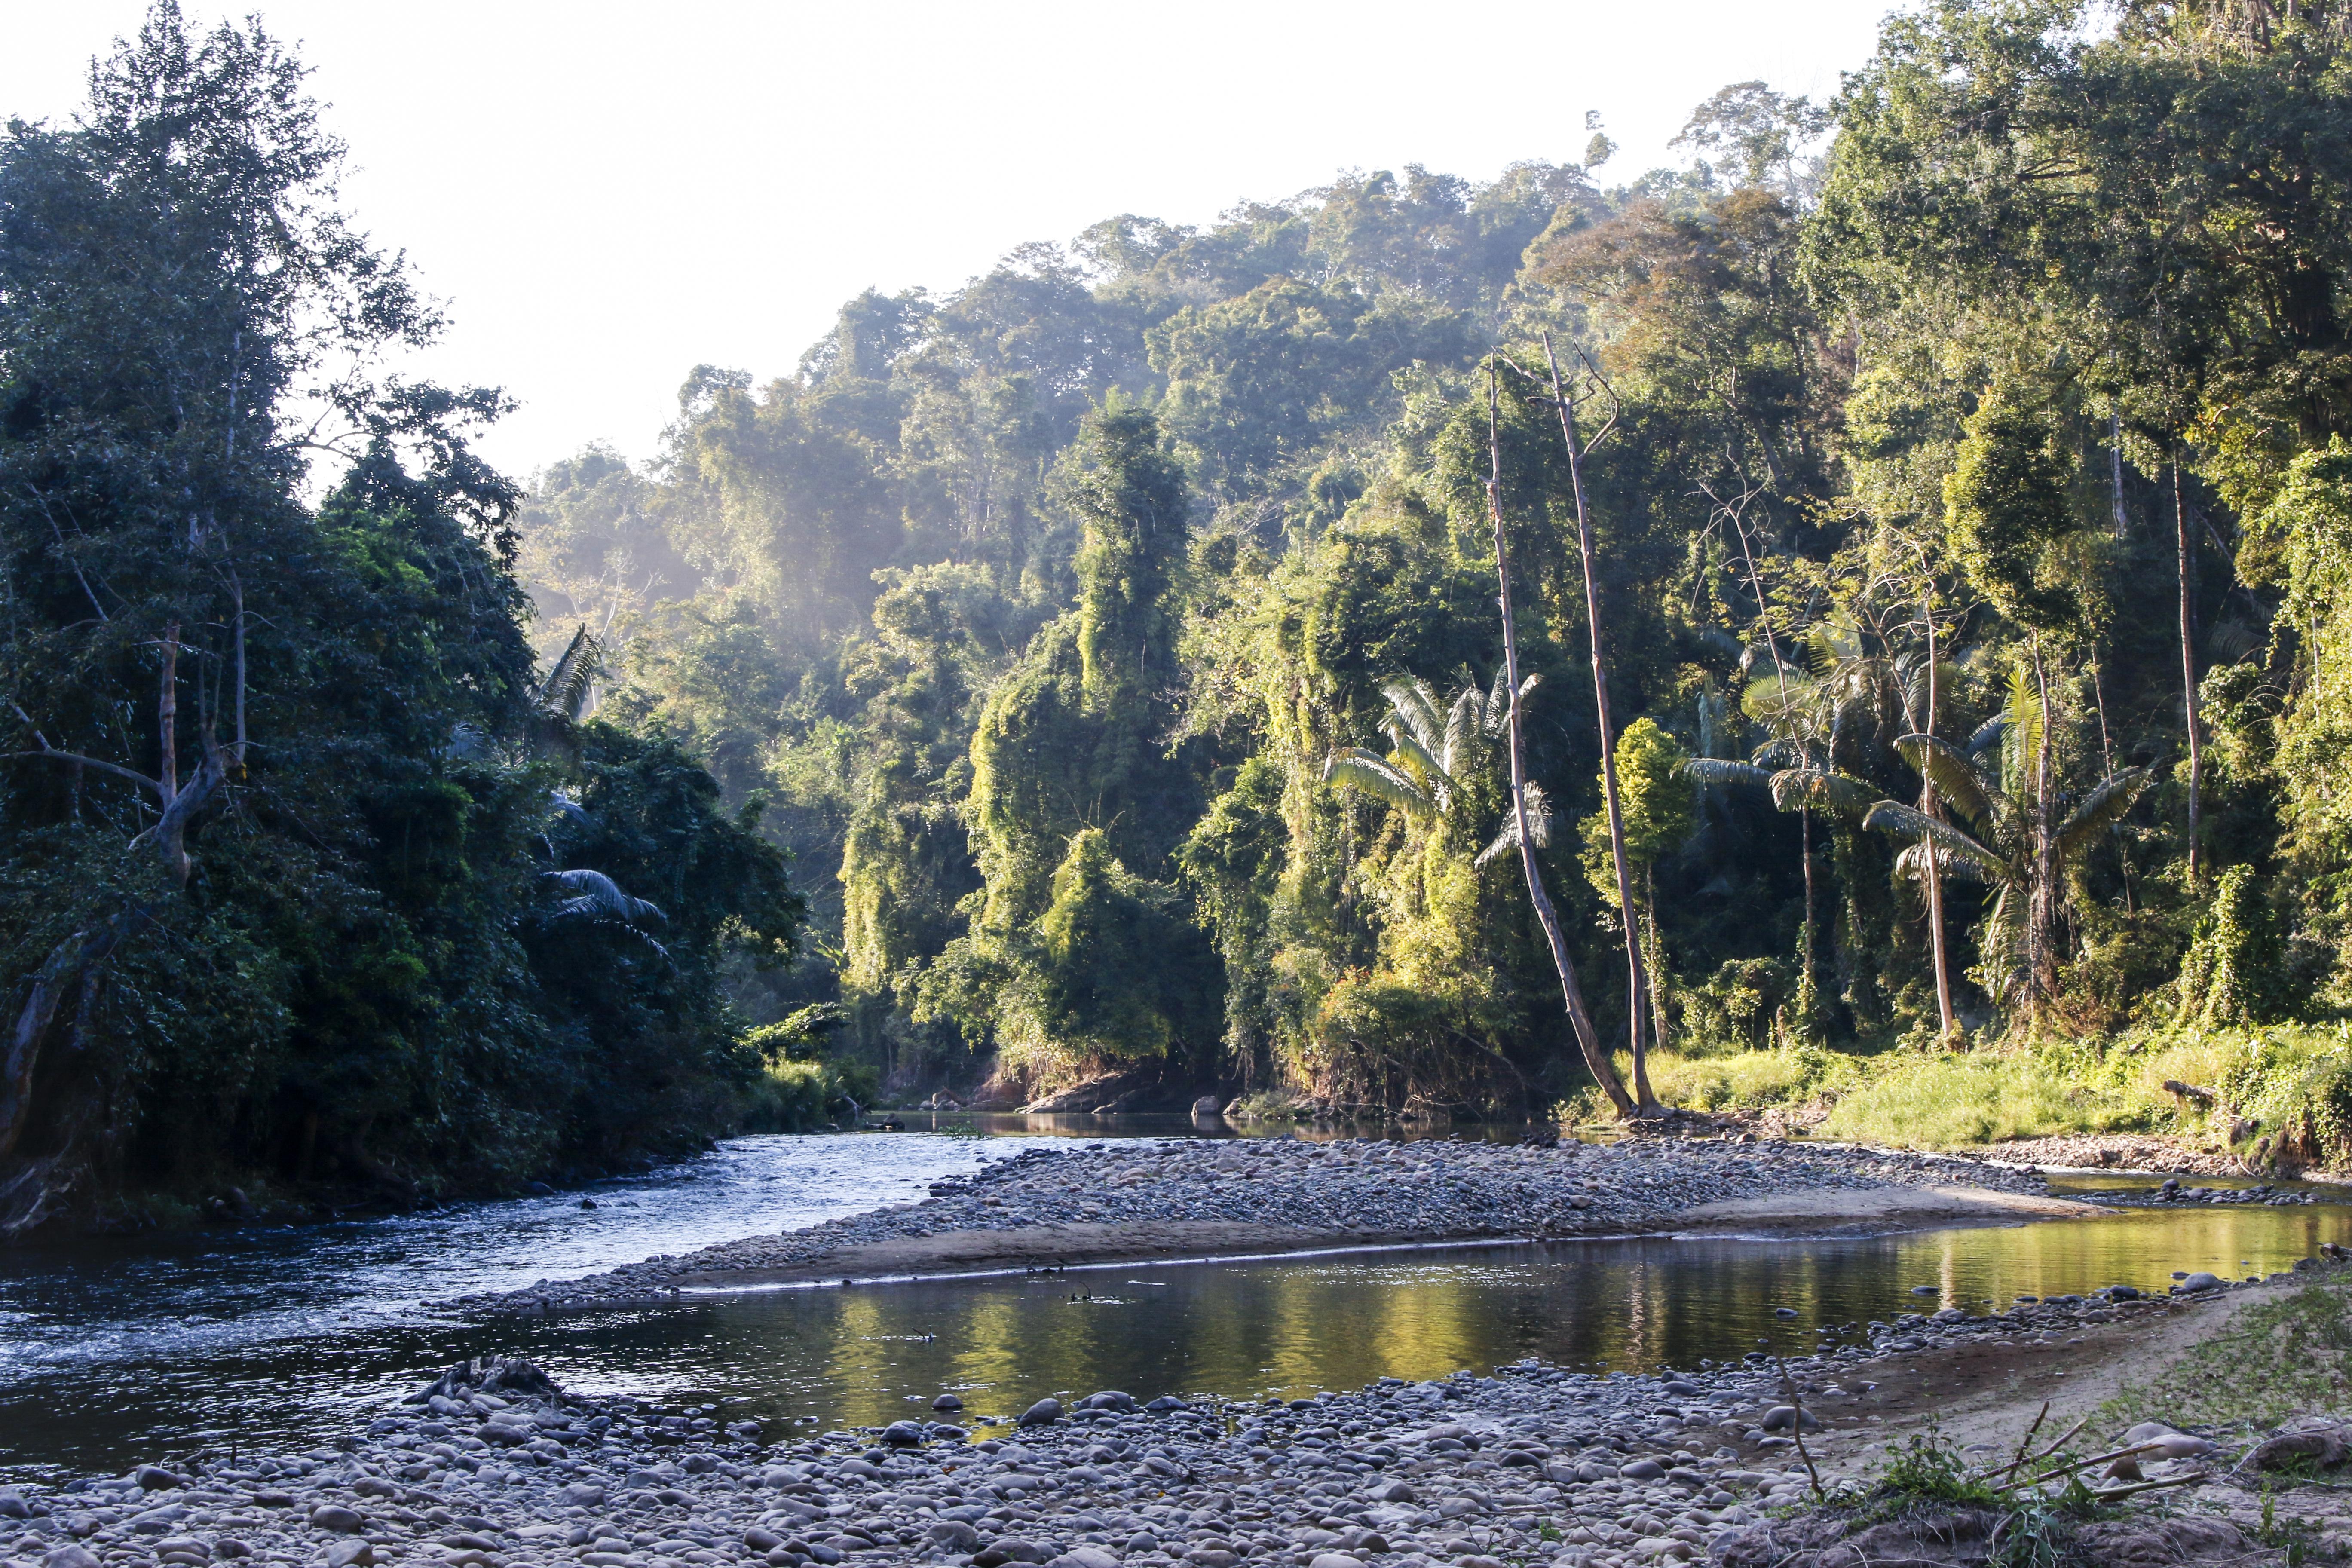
[1,1120,2342,1481]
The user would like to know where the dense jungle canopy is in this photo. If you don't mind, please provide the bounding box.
[8,0,2352,1223]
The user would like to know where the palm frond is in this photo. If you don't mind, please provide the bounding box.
[2002,666,2043,794]
[1753,738,1806,770]
[1863,801,2013,884]
[1475,781,1555,869]
[1965,714,2008,757]
[1379,677,1447,760]
[1443,687,1481,777]
[1770,766,1874,818]
[1894,733,1999,826]
[1323,748,1434,818]
[1479,670,1540,738]
[543,867,664,924]
[2055,766,2155,855]
[539,624,602,724]
[1894,839,1995,885]
[1741,667,1817,725]
[1684,758,1775,792]
[1378,726,1453,811]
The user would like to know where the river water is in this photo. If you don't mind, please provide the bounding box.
[1,1120,2343,1481]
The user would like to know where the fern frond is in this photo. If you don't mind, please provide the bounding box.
[1770,766,1873,818]
[1684,758,1775,792]
[1894,839,1994,885]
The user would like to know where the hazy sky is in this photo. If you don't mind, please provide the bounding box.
[3,1,1903,480]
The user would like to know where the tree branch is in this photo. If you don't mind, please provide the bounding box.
[4,740,166,803]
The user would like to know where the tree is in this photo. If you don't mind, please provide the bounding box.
[0,6,803,1225]
[919,408,1214,1080]
[1580,718,1693,1052]
[1863,714,2153,1015]
[1685,671,1875,1041]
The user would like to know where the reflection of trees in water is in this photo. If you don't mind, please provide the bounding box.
[664,1208,2350,1431]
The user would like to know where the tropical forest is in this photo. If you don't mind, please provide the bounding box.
[9,0,2352,1233]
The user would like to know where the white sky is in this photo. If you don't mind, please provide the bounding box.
[3,1,1903,481]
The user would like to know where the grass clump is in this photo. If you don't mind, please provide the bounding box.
[1614,1022,2352,1166]
[2103,1279,2352,1435]
[1814,1046,2141,1147]
[1627,1044,1845,1112]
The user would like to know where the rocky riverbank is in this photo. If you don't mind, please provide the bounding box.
[11,1254,2350,1568]
[453,1136,2087,1315]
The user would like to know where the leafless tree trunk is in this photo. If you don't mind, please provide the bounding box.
[1917,584,1956,1043]
[1540,334,1661,1115]
[157,622,179,803]
[2175,460,2202,888]
[2029,638,2061,1004]
[1487,370,1634,1121]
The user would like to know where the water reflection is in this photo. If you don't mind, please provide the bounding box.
[0,1120,2342,1481]
[6,1194,2343,1480]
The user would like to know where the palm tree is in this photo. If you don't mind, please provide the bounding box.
[1685,655,1875,1036]
[528,622,603,763]
[1861,700,2152,1016]
[1321,673,1547,870]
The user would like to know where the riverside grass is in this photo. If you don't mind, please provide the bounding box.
[2102,1277,2352,1434]
[1576,1023,2352,1167]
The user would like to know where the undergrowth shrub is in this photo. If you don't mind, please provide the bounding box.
[2217,1025,2352,1168]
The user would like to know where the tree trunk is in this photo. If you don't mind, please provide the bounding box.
[1540,335,1660,1114]
[0,912,139,1164]
[1799,805,1818,1032]
[1486,369,1633,1121]
[2029,640,2061,1006]
[2175,460,2203,888]
[1643,862,1671,1054]
[157,622,179,802]
[1919,589,1956,1043]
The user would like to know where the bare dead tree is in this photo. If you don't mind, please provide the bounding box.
[2175,459,2203,888]
[1538,333,1661,1113]
[1486,368,1635,1120]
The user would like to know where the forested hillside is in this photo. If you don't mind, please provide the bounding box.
[518,0,2352,1133]
[10,0,2352,1228]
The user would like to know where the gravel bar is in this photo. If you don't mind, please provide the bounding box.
[454,1136,2070,1315]
[3,1271,2313,1568]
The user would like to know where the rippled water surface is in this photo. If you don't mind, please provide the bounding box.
[1,1123,2343,1480]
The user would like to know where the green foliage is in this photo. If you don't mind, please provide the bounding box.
[0,8,805,1216]
[2176,864,2288,1028]
[2217,1026,2352,1170]
[1581,717,1693,907]
[1943,380,2089,637]
[34,0,2352,1158]
[1034,830,1213,1061]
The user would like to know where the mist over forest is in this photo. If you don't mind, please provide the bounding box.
[6,0,2352,1227]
